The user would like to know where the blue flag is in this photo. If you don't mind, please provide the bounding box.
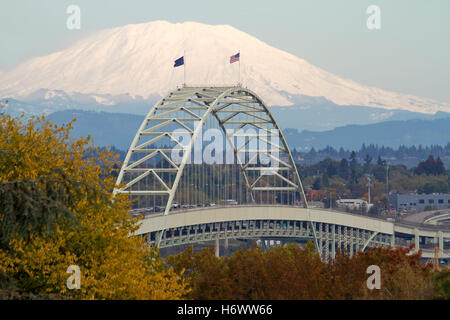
[174,56,184,67]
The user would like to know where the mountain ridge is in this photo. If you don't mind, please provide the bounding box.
[42,109,450,151]
[1,20,449,115]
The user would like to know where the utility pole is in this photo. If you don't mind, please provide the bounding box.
[329,191,332,209]
[386,162,389,196]
[238,50,241,86]
[183,50,186,87]
[366,176,371,205]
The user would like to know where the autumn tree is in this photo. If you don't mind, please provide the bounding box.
[167,241,328,300]
[415,155,446,175]
[329,246,435,299]
[167,242,441,300]
[0,114,187,299]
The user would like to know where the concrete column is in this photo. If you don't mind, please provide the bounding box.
[344,227,348,254]
[332,224,336,259]
[318,223,323,258]
[391,233,395,248]
[337,225,341,253]
[349,228,354,257]
[414,228,420,253]
[318,223,322,246]
[438,231,444,257]
[215,238,220,257]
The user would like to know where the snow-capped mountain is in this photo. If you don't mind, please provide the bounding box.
[1,20,449,114]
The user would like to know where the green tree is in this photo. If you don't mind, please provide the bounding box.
[312,177,322,190]
[322,173,329,188]
[418,180,449,194]
[363,154,372,174]
[349,151,358,184]
[377,156,386,166]
[338,158,349,180]
[434,269,450,299]
[326,160,337,177]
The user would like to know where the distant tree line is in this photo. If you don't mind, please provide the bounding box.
[292,143,450,168]
[101,143,450,171]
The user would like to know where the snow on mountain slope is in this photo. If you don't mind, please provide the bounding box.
[0,20,449,114]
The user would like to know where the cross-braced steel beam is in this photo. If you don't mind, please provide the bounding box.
[114,86,312,246]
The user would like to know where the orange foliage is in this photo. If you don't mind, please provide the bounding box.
[167,242,438,300]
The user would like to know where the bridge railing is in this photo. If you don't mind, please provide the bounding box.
[131,204,450,235]
[131,203,396,222]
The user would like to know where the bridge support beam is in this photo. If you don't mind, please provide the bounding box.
[331,224,336,259]
[362,231,378,252]
[438,231,444,258]
[349,228,354,257]
[414,228,420,253]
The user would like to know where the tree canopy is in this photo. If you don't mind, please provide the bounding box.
[0,114,187,299]
[415,156,446,176]
[167,242,445,300]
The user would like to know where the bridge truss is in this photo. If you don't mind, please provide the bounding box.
[114,86,309,210]
[114,85,318,246]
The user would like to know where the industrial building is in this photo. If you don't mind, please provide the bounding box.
[389,193,450,212]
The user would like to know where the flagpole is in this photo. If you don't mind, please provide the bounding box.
[238,50,241,86]
[184,50,186,87]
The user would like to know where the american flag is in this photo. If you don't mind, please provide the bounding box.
[230,52,240,64]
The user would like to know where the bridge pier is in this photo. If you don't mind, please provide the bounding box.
[349,228,354,257]
[215,238,220,257]
[414,228,420,253]
[331,224,336,259]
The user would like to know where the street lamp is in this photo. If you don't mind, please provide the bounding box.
[386,162,389,196]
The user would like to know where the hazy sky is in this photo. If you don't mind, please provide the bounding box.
[1,0,449,102]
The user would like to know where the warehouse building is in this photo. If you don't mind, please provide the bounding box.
[389,193,450,212]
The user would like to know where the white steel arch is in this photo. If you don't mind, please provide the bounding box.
[114,86,308,215]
